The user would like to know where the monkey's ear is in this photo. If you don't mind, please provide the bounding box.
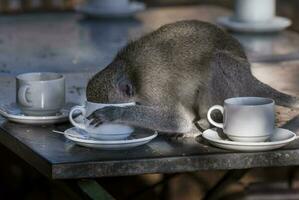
[117,77,134,98]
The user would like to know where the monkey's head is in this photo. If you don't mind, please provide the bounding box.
[86,60,135,103]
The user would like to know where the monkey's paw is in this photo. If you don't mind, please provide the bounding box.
[87,106,122,127]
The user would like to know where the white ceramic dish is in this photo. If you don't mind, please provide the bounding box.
[202,128,297,152]
[217,16,291,33]
[0,103,75,125]
[64,127,158,150]
[75,2,145,18]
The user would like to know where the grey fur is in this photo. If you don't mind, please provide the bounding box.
[86,20,299,134]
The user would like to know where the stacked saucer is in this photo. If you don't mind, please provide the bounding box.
[217,16,291,33]
[202,128,297,152]
[0,103,73,125]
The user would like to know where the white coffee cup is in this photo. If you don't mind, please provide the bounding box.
[16,72,65,116]
[69,101,135,140]
[207,97,275,142]
[234,0,276,23]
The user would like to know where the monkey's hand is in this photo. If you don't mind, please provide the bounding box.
[87,106,123,127]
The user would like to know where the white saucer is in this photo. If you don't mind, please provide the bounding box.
[75,2,145,18]
[64,127,158,150]
[202,128,297,152]
[0,103,75,125]
[217,16,291,33]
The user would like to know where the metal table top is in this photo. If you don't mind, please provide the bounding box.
[0,6,298,179]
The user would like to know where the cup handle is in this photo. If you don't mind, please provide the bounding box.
[18,85,32,107]
[69,105,86,129]
[207,105,224,129]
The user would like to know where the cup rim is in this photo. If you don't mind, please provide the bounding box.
[224,97,274,106]
[85,101,136,107]
[17,72,64,82]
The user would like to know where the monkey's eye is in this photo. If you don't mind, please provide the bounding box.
[117,76,134,98]
[124,84,134,97]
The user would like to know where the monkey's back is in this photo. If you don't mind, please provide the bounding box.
[86,20,299,133]
[118,20,246,106]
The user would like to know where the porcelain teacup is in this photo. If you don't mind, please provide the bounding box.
[207,97,275,142]
[16,72,65,116]
[69,101,135,140]
[234,0,276,23]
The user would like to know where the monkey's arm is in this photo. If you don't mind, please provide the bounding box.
[87,105,194,133]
